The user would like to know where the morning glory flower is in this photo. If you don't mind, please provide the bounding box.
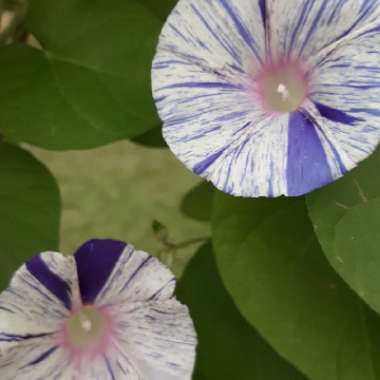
[152,0,380,197]
[0,240,196,379]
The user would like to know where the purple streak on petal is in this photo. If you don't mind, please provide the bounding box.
[287,112,333,196]
[327,0,345,24]
[0,332,52,342]
[27,346,58,366]
[267,162,275,198]
[0,306,15,313]
[26,256,71,310]
[306,111,347,175]
[232,121,251,136]
[190,3,243,66]
[351,108,380,117]
[193,147,228,175]
[75,239,126,304]
[259,0,267,26]
[120,256,153,293]
[315,102,363,125]
[317,1,377,65]
[105,357,117,380]
[147,278,175,301]
[329,144,347,175]
[299,0,329,54]
[288,0,314,55]
[162,82,242,90]
[219,0,262,63]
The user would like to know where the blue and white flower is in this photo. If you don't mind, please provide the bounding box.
[0,240,197,379]
[152,0,380,197]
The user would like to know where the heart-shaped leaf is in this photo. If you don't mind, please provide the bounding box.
[181,181,215,222]
[177,242,306,380]
[307,147,380,314]
[0,0,168,149]
[213,193,380,380]
[0,142,61,290]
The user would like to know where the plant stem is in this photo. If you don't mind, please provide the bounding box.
[158,236,209,257]
[173,236,210,250]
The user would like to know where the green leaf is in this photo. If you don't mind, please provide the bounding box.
[307,147,380,314]
[191,368,207,380]
[177,243,306,380]
[0,0,164,149]
[143,0,177,20]
[212,193,380,380]
[0,142,61,290]
[132,126,167,148]
[333,198,380,311]
[181,181,215,222]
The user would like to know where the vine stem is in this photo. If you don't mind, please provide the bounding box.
[171,236,210,250]
[157,236,209,257]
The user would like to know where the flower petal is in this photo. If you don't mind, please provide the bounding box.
[307,27,380,171]
[153,0,265,73]
[115,300,197,380]
[153,0,300,197]
[0,337,71,380]
[74,239,127,304]
[0,252,77,340]
[26,255,72,310]
[69,354,142,379]
[153,0,380,196]
[286,107,337,196]
[1,336,147,380]
[94,244,176,305]
[266,0,380,63]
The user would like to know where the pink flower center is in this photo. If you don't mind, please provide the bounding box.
[255,59,310,113]
[60,305,116,365]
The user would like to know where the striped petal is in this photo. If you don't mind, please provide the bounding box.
[91,242,176,305]
[68,352,142,379]
[153,0,290,197]
[282,0,380,195]
[0,337,71,380]
[0,252,77,340]
[252,0,380,192]
[266,0,380,63]
[0,252,78,379]
[153,0,380,197]
[114,300,197,380]
[74,239,128,304]
[0,336,143,380]
[0,242,197,379]
[307,27,380,172]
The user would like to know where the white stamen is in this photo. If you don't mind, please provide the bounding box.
[277,83,289,101]
[79,314,93,333]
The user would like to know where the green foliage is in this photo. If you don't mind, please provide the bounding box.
[177,242,306,380]
[152,219,170,242]
[307,147,380,314]
[0,0,167,149]
[143,0,178,20]
[33,141,207,277]
[181,181,215,222]
[0,142,60,290]
[132,126,167,148]
[1,1,380,379]
[212,193,380,380]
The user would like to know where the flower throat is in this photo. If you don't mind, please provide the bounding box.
[257,59,309,113]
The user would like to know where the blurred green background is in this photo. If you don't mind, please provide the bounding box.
[32,141,210,275]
